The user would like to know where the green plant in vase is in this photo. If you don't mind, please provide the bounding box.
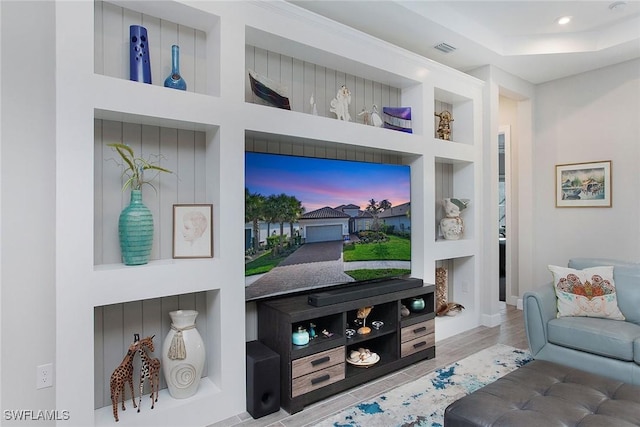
[108,143,172,265]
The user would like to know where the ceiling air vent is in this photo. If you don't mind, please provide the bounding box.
[433,42,456,54]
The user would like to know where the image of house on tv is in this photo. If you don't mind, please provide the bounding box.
[245,201,411,248]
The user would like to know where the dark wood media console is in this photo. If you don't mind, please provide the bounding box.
[257,279,436,414]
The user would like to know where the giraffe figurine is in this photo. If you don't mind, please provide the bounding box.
[137,335,161,411]
[109,338,140,422]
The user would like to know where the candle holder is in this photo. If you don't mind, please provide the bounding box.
[356,306,373,335]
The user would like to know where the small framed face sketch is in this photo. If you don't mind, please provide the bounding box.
[173,204,213,258]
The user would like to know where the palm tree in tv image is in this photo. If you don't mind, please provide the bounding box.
[366,198,391,231]
[264,193,304,255]
[284,195,305,246]
[245,188,265,254]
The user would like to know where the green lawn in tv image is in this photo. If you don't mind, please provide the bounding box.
[245,152,411,301]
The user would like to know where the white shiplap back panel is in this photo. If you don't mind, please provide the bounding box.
[324,70,337,117]
[245,137,405,166]
[94,305,105,407]
[94,120,104,263]
[100,1,125,79]
[94,292,207,408]
[94,120,206,265]
[194,29,207,94]
[96,1,206,94]
[194,131,207,203]
[313,65,326,116]
[178,25,196,92]
[292,58,306,113]
[158,127,179,260]
[245,45,401,119]
[177,130,196,203]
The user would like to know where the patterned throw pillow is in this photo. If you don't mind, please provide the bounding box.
[548,265,625,320]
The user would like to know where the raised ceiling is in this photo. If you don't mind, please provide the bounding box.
[289,1,640,84]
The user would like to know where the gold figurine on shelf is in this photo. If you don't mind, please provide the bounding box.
[356,306,374,335]
[435,110,454,141]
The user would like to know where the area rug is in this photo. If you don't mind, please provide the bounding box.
[315,344,532,427]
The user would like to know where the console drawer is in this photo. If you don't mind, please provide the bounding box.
[291,362,345,398]
[292,346,344,379]
[401,319,435,343]
[401,332,435,357]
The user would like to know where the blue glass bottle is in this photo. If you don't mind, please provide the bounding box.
[164,45,187,91]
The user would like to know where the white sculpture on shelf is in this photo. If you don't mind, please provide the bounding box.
[357,104,383,127]
[370,104,383,127]
[358,106,371,125]
[440,198,470,240]
[309,93,318,116]
[330,85,351,121]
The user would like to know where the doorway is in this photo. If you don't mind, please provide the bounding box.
[498,126,511,302]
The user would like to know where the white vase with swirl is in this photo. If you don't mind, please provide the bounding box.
[162,310,205,399]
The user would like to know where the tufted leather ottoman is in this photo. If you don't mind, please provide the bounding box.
[444,359,640,426]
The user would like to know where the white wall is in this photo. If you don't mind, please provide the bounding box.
[1,1,57,421]
[529,59,640,291]
[468,64,534,321]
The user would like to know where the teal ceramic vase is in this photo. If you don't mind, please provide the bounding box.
[292,326,310,346]
[409,297,425,313]
[118,190,154,265]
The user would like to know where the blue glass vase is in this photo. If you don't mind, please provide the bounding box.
[129,25,152,84]
[118,190,154,265]
[164,45,187,91]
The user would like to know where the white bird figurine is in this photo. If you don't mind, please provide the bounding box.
[442,198,470,218]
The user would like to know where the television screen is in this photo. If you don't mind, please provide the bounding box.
[245,152,411,301]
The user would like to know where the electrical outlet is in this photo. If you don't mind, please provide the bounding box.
[36,363,53,389]
[461,280,470,293]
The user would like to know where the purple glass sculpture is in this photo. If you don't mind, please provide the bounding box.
[130,25,151,83]
[382,107,412,133]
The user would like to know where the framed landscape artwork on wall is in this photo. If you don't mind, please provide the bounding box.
[555,161,611,208]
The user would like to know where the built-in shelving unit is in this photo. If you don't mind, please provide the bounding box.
[55,1,482,425]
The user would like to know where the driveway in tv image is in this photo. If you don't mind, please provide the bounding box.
[244,240,410,300]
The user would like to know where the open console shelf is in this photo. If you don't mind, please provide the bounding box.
[258,278,435,414]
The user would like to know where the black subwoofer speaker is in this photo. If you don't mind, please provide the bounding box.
[246,340,280,419]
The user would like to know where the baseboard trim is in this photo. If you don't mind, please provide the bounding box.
[481,312,502,327]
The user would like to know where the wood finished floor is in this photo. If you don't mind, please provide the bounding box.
[211,306,528,427]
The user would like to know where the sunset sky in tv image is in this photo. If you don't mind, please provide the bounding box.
[245,152,411,212]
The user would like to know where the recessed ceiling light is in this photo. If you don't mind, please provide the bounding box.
[556,16,572,25]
